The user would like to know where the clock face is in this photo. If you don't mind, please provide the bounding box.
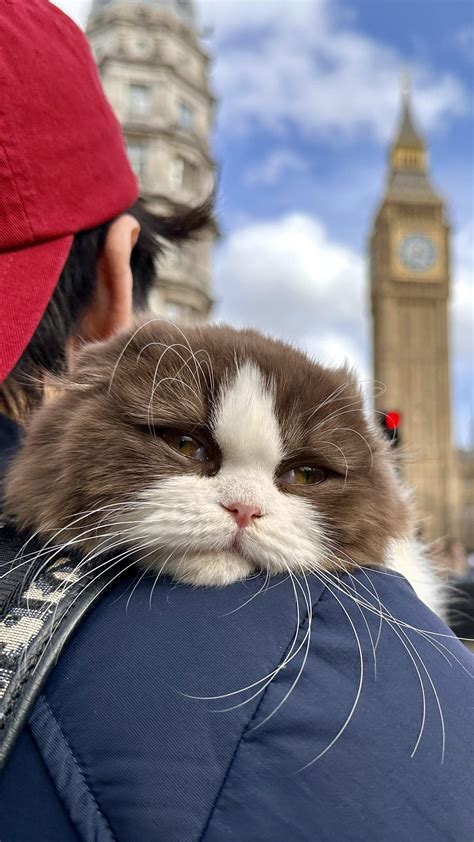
[399,235,436,272]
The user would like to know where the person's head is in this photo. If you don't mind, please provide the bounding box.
[0,0,210,420]
[2,202,150,419]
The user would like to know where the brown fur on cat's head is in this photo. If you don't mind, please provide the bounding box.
[4,320,411,583]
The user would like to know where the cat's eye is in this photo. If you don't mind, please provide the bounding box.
[279,466,327,486]
[160,429,210,463]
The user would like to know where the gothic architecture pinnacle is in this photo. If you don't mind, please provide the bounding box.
[86,0,216,322]
[386,86,440,204]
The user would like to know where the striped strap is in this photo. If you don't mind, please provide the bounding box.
[0,520,115,771]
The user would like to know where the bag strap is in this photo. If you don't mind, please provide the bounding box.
[0,516,117,772]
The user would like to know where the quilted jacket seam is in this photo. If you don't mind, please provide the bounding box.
[29,693,116,842]
[197,594,319,842]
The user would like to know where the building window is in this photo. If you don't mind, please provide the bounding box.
[178,101,193,132]
[126,140,147,179]
[128,83,151,117]
[170,156,199,193]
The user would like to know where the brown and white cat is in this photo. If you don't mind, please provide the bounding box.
[4,320,443,615]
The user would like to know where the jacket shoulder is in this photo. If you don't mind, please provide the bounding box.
[2,569,473,842]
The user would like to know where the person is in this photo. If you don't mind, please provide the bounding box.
[0,3,473,840]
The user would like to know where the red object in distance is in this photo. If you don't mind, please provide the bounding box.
[386,411,401,430]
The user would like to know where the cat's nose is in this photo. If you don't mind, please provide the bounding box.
[221,502,263,529]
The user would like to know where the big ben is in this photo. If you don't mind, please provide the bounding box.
[370,82,460,546]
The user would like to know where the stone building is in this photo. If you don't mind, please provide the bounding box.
[369,85,461,547]
[86,0,216,321]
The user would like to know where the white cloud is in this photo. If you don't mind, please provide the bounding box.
[57,0,469,142]
[245,149,308,186]
[212,212,369,377]
[52,0,90,26]
[451,219,474,446]
[198,0,468,142]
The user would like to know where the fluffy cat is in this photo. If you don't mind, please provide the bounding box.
[4,320,443,615]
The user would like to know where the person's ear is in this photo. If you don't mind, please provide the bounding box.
[79,213,140,343]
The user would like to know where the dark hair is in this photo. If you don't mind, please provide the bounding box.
[1,198,213,419]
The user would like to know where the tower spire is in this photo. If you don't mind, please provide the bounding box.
[400,67,411,99]
[382,72,442,203]
[391,71,426,170]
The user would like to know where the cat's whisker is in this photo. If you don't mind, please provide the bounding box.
[327,427,375,473]
[22,522,144,609]
[32,532,153,626]
[7,502,146,579]
[31,540,162,678]
[125,562,156,614]
[310,564,432,763]
[311,548,472,677]
[330,564,379,674]
[312,401,372,433]
[249,570,313,732]
[148,545,188,608]
[307,393,367,427]
[316,440,350,487]
[348,563,384,658]
[108,316,164,395]
[320,561,446,762]
[153,318,215,394]
[220,568,271,617]
[143,341,204,411]
[180,571,308,704]
[302,380,353,422]
[293,569,365,771]
[39,534,168,645]
[385,620,430,758]
[139,338,215,425]
[139,340,201,391]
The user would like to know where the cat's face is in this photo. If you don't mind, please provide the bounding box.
[6,322,410,586]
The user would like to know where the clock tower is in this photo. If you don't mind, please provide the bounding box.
[370,83,460,545]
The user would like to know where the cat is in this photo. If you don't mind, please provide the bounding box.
[4,319,444,615]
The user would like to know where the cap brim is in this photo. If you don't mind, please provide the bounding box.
[0,235,74,383]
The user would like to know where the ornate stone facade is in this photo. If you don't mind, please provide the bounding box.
[86,0,216,321]
[370,87,460,547]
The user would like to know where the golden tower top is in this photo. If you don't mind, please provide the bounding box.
[390,73,427,172]
[384,74,440,204]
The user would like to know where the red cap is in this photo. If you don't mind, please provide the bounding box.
[0,0,139,382]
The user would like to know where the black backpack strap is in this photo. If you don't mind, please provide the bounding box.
[0,518,116,771]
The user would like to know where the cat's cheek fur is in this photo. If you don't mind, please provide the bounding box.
[161,552,256,588]
[387,538,446,620]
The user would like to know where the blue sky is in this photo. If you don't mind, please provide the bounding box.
[60,0,473,446]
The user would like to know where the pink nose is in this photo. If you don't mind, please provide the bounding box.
[222,502,262,529]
